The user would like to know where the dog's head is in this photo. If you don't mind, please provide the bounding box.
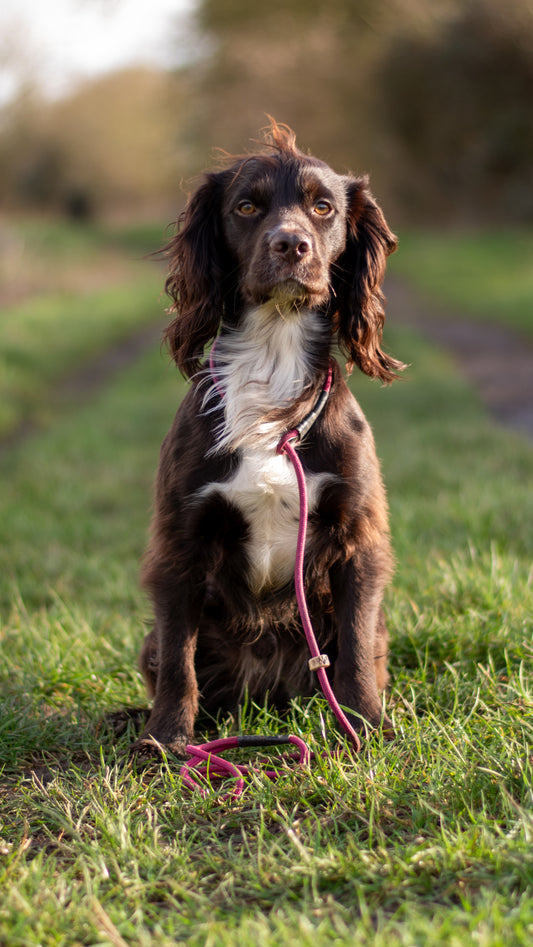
[164,120,403,382]
[220,140,348,311]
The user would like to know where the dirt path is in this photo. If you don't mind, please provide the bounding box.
[386,277,533,444]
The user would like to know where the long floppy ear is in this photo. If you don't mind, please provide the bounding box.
[163,171,231,378]
[333,176,405,383]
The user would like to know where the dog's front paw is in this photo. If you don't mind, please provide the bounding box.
[129,735,191,764]
[100,708,150,739]
[379,713,395,741]
[343,705,395,742]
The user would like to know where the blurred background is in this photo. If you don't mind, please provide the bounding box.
[1,0,533,449]
[1,0,532,226]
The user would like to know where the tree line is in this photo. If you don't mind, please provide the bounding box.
[1,0,532,224]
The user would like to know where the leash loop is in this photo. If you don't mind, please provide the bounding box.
[178,734,311,799]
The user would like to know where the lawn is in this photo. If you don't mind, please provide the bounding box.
[0,223,532,946]
[388,228,533,337]
[0,217,168,439]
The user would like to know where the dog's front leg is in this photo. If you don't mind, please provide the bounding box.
[133,591,199,759]
[328,557,393,736]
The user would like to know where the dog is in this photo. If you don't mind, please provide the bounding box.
[133,121,404,758]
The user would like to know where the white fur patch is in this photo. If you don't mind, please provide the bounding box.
[197,302,333,593]
[206,302,326,453]
[206,447,331,592]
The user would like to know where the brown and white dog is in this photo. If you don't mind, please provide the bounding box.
[134,121,403,757]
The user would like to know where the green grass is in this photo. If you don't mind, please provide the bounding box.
[5,216,169,267]
[0,219,167,438]
[388,229,533,337]
[1,319,532,945]
[0,219,532,945]
[0,280,166,438]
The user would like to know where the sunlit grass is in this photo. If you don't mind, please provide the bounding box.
[389,228,533,336]
[0,222,532,946]
[1,318,532,945]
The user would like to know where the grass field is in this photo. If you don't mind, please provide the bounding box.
[388,228,533,337]
[0,218,168,439]
[0,222,532,946]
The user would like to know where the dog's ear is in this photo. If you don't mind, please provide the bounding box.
[163,171,231,378]
[333,176,405,383]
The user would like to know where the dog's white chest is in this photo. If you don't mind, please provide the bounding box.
[215,448,327,594]
[221,449,301,592]
[200,303,332,592]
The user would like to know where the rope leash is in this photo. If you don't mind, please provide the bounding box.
[178,360,361,798]
[276,430,361,756]
[179,734,311,797]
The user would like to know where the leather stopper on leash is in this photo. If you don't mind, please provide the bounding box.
[308,654,331,671]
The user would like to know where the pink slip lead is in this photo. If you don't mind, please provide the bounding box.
[179,359,361,799]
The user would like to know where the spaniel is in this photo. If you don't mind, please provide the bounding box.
[134,121,403,757]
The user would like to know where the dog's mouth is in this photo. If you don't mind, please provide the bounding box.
[273,275,331,307]
[270,277,309,303]
[247,274,329,309]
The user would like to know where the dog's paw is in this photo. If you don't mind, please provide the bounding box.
[380,714,395,741]
[343,707,395,743]
[129,736,190,764]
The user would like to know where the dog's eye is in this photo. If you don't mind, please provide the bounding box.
[313,200,333,216]
[236,201,257,216]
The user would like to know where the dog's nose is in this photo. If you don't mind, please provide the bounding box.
[270,229,312,260]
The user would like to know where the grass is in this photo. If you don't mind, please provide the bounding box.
[0,217,168,438]
[2,216,169,280]
[388,228,533,337]
[0,222,532,945]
